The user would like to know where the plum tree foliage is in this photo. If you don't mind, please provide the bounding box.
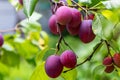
[1,0,120,80]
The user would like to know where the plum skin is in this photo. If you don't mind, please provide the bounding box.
[45,55,63,78]
[0,33,4,47]
[48,15,65,35]
[79,20,96,43]
[113,53,120,68]
[66,24,80,36]
[68,8,81,28]
[60,50,77,68]
[84,13,95,20]
[55,6,72,25]
[104,65,114,73]
[103,57,113,66]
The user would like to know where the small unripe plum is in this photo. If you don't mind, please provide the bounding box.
[48,15,65,35]
[113,53,120,68]
[104,65,114,73]
[45,55,63,78]
[0,33,4,47]
[84,13,95,20]
[66,24,80,36]
[103,57,113,66]
[60,50,77,68]
[79,20,96,43]
[19,0,23,5]
[55,6,72,25]
[68,8,81,28]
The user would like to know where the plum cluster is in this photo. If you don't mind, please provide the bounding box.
[103,53,120,73]
[45,50,77,78]
[48,5,96,43]
[0,33,4,47]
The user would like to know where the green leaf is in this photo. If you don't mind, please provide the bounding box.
[0,62,9,75]
[30,62,49,80]
[20,21,41,34]
[14,39,39,59]
[9,0,23,11]
[61,68,77,80]
[92,13,114,40]
[0,50,20,67]
[67,0,72,5]
[40,31,49,46]
[35,47,49,64]
[23,0,38,17]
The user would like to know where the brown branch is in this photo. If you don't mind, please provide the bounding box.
[0,24,20,33]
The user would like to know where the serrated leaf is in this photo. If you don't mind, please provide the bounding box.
[30,62,49,80]
[23,0,38,17]
[92,13,104,38]
[93,13,114,40]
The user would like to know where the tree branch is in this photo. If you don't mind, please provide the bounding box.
[63,40,103,73]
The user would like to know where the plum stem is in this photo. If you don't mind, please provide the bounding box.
[63,39,103,73]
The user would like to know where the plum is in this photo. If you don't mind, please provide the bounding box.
[0,33,4,47]
[104,65,114,73]
[84,13,95,20]
[68,8,81,28]
[103,57,113,66]
[60,50,77,68]
[113,53,120,68]
[48,15,65,35]
[55,6,72,25]
[66,24,80,36]
[79,20,96,43]
[45,55,63,78]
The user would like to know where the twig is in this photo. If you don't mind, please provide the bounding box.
[71,0,87,12]
[63,40,103,73]
[62,38,75,53]
[0,24,19,33]
[104,40,112,57]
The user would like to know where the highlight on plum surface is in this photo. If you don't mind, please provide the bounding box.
[79,20,96,43]
[0,33,4,47]
[55,6,72,25]
[45,55,63,78]
[60,50,77,68]
[103,56,113,66]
